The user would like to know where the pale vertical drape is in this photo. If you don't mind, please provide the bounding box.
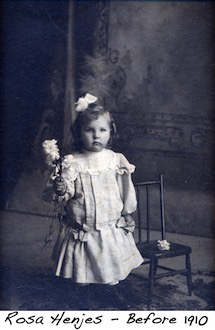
[63,1,76,152]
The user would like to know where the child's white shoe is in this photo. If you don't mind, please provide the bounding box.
[108,280,119,285]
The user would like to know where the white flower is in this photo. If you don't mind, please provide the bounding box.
[62,155,75,168]
[42,139,60,166]
[157,240,171,251]
[75,93,98,112]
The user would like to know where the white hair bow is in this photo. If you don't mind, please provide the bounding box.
[75,93,98,112]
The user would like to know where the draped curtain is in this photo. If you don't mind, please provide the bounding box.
[63,1,76,152]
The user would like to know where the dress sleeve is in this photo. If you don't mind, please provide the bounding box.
[42,154,78,204]
[116,153,137,215]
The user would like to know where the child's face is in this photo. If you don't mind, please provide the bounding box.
[81,114,111,152]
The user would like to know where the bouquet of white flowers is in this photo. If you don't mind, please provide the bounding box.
[42,139,63,248]
[42,139,60,165]
[42,138,62,173]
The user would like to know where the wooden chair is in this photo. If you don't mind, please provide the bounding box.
[134,174,192,309]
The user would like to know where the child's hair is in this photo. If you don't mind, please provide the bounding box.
[71,103,117,152]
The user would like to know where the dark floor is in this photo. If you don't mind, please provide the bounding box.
[0,265,215,311]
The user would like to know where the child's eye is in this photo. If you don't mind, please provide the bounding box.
[100,128,107,132]
[85,127,93,132]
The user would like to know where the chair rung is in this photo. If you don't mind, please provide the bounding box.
[135,180,160,186]
[157,265,187,272]
[154,269,188,279]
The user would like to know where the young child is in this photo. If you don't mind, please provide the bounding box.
[43,93,143,287]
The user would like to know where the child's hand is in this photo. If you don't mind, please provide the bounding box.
[54,177,67,196]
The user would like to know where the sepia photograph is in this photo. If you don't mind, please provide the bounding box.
[0,0,214,314]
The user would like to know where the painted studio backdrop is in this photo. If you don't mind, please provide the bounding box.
[1,1,215,240]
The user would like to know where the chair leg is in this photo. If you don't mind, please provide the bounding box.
[154,259,158,276]
[186,253,192,296]
[148,259,156,309]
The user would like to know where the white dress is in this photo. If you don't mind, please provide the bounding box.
[44,149,143,284]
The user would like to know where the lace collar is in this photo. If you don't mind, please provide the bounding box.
[74,149,117,174]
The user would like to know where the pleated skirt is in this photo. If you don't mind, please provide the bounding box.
[52,221,144,284]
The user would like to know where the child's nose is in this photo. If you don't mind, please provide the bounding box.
[93,130,100,138]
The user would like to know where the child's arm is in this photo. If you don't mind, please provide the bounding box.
[116,214,136,234]
[116,153,137,233]
[54,177,67,196]
[42,157,77,204]
[43,172,75,203]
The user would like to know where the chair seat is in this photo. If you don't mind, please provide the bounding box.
[137,240,192,259]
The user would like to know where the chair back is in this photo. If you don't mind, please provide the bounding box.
[134,174,166,244]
